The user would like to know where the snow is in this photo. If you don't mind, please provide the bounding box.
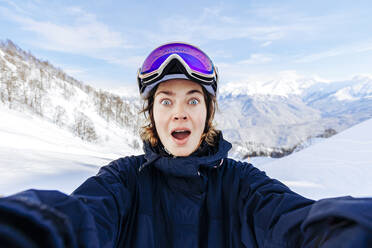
[219,72,328,97]
[3,41,372,161]
[219,73,372,100]
[108,85,139,99]
[334,88,357,101]
[1,42,372,200]
[0,42,145,196]
[257,117,372,200]
[0,106,128,196]
[1,104,372,200]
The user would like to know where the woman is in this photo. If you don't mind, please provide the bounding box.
[1,42,372,247]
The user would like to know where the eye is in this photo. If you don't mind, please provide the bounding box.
[189,99,199,105]
[160,99,171,105]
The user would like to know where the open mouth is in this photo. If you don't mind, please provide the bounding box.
[171,130,191,140]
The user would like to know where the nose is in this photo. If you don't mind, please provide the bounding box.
[173,104,188,121]
[174,113,187,120]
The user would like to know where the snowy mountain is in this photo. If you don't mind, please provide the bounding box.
[1,39,372,160]
[217,74,372,158]
[255,117,372,200]
[0,40,143,155]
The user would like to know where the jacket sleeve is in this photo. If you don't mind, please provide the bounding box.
[239,162,372,247]
[0,156,137,248]
[301,196,372,247]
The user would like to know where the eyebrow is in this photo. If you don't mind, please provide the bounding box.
[155,90,174,97]
[186,89,203,96]
[155,89,203,97]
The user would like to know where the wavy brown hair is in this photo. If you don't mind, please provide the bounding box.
[140,84,219,148]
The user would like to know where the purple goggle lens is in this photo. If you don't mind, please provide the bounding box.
[139,42,214,77]
[137,42,218,98]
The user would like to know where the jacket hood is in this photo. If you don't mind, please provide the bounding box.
[141,132,232,177]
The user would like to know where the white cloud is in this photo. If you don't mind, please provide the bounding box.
[1,3,130,54]
[295,49,343,63]
[355,43,372,53]
[0,3,138,70]
[150,5,316,45]
[103,55,144,69]
[238,54,273,64]
[261,41,272,47]
[295,41,372,63]
[0,0,27,14]
[18,15,128,53]
[216,62,276,84]
[213,50,233,59]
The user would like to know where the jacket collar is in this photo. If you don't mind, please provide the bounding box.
[141,132,232,177]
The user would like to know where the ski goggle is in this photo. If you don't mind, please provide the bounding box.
[137,42,218,98]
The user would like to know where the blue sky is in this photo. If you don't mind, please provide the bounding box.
[1,0,372,91]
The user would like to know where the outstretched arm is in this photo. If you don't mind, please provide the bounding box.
[0,156,138,248]
[239,163,372,247]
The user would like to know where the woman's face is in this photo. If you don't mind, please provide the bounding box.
[153,79,207,157]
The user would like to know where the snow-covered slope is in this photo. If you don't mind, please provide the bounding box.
[257,117,372,200]
[0,40,143,156]
[0,105,139,195]
[0,40,144,195]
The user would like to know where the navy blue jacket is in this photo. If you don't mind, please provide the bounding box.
[1,134,372,247]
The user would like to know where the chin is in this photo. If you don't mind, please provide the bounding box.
[172,150,192,157]
[170,146,196,157]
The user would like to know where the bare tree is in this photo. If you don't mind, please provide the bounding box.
[54,106,67,127]
[72,112,98,142]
